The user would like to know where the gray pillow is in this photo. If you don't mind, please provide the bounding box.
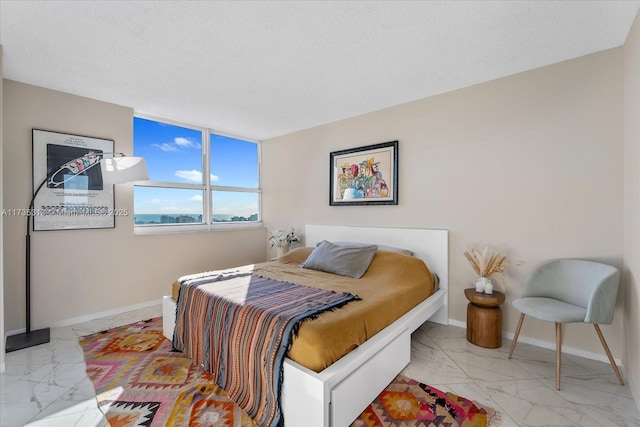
[300,240,378,278]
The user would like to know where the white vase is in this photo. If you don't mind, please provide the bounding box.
[276,245,289,258]
[475,277,486,293]
[484,280,494,294]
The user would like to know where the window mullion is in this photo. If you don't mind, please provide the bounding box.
[209,185,261,193]
[134,181,204,190]
[202,130,212,227]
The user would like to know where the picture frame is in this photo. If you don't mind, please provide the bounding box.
[330,140,398,206]
[32,129,116,231]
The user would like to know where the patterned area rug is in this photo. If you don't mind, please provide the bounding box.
[351,374,495,427]
[79,317,256,427]
[80,317,495,427]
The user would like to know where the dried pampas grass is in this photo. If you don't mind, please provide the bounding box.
[464,247,507,291]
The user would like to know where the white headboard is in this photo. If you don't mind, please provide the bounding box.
[304,225,448,293]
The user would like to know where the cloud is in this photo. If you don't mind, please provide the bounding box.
[190,195,203,202]
[175,170,219,183]
[174,137,201,149]
[175,170,203,183]
[151,143,179,152]
[151,137,201,152]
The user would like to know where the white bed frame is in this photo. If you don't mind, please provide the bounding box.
[162,225,448,427]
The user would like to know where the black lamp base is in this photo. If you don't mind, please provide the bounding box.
[6,327,50,352]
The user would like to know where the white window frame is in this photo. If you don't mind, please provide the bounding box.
[133,113,262,235]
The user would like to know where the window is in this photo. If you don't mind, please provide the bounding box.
[133,116,260,232]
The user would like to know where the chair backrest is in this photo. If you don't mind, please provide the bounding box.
[522,259,620,323]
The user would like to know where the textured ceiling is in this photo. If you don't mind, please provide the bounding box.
[1,1,639,140]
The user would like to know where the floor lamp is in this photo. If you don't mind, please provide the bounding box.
[5,153,148,352]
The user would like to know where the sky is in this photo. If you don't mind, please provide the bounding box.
[133,117,259,218]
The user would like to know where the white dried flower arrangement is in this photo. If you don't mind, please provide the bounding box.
[464,247,507,291]
[268,227,302,248]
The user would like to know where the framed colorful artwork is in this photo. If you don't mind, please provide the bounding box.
[330,140,398,206]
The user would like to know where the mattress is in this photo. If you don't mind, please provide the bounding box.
[171,246,436,372]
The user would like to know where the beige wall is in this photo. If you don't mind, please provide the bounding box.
[263,48,625,359]
[2,80,267,332]
[624,10,640,407]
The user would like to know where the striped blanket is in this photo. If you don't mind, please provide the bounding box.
[173,269,360,427]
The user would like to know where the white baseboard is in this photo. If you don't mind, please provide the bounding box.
[447,319,466,329]
[5,299,162,336]
[52,299,162,328]
[447,318,622,366]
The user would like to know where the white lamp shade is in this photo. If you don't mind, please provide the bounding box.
[100,157,149,184]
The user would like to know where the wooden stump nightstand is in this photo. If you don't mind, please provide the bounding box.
[464,288,506,348]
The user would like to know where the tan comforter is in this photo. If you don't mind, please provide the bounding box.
[172,247,436,372]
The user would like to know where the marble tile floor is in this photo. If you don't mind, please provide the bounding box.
[0,304,638,426]
[404,323,640,427]
[0,305,162,427]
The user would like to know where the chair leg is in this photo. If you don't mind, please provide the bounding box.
[593,324,625,385]
[556,322,562,390]
[508,313,525,359]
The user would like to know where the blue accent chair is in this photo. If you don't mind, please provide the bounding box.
[508,259,624,390]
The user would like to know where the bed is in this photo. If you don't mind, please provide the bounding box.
[162,225,449,427]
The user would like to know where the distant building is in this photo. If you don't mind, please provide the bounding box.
[231,213,259,222]
[160,215,175,223]
[175,215,197,223]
